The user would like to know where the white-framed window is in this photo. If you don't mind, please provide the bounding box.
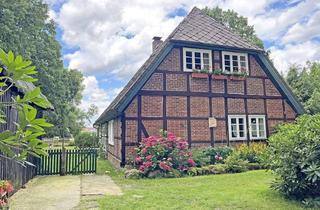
[108,120,114,145]
[228,115,247,140]
[222,51,248,74]
[183,48,212,72]
[249,115,267,140]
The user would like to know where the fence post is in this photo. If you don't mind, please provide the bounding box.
[60,147,66,176]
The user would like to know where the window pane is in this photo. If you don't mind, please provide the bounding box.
[239,131,244,137]
[225,61,230,66]
[259,130,265,137]
[195,64,201,69]
[240,56,246,61]
[239,118,244,124]
[186,51,192,57]
[203,53,209,58]
[224,55,230,60]
[231,118,236,124]
[232,55,238,61]
[195,58,201,63]
[186,64,192,69]
[251,118,257,124]
[239,124,244,131]
[195,52,201,58]
[252,130,257,137]
[225,66,230,72]
[186,57,192,63]
[258,118,264,124]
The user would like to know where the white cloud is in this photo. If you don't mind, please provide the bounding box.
[269,41,320,74]
[281,10,320,44]
[80,76,122,124]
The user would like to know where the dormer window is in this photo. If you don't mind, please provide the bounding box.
[183,48,212,72]
[222,52,248,74]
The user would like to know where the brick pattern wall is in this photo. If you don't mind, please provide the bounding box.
[268,120,284,135]
[249,55,267,77]
[141,96,163,117]
[212,97,225,118]
[212,80,225,93]
[166,74,187,91]
[142,73,163,91]
[125,97,137,117]
[167,120,187,139]
[214,120,227,141]
[284,101,297,119]
[107,118,122,166]
[190,77,209,92]
[142,120,163,137]
[157,48,181,71]
[228,98,245,114]
[266,99,284,118]
[247,99,265,114]
[227,80,244,95]
[191,120,210,141]
[126,120,137,142]
[190,97,209,117]
[265,79,281,96]
[247,78,264,95]
[167,96,187,117]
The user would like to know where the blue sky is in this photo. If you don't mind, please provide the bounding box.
[46,0,320,122]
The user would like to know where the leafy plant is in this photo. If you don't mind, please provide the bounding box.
[0,49,53,161]
[134,131,196,178]
[74,132,99,148]
[204,146,233,164]
[236,143,267,164]
[191,148,210,167]
[268,114,320,203]
[213,69,223,75]
[224,152,248,173]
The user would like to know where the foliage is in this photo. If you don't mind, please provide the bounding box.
[285,62,320,114]
[268,114,320,205]
[0,180,13,208]
[203,7,264,49]
[0,0,89,138]
[134,131,195,178]
[74,132,99,148]
[235,143,268,164]
[191,148,210,167]
[204,146,233,164]
[224,152,248,173]
[188,164,226,176]
[125,169,142,179]
[0,49,52,160]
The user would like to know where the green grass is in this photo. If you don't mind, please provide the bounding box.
[97,160,310,210]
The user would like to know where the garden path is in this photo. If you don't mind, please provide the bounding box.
[9,175,122,210]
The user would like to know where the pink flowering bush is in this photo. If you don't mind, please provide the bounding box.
[0,180,14,208]
[134,131,195,178]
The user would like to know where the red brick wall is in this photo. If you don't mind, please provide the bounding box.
[249,55,267,77]
[190,97,209,117]
[247,78,264,95]
[191,120,210,141]
[265,79,281,96]
[228,98,245,114]
[212,80,224,93]
[266,99,284,118]
[167,120,187,139]
[126,120,137,143]
[166,74,187,91]
[125,97,137,117]
[142,73,163,91]
[247,99,265,114]
[212,97,225,118]
[190,77,209,92]
[158,48,181,71]
[141,96,163,117]
[167,96,187,117]
[142,120,163,137]
[227,80,244,95]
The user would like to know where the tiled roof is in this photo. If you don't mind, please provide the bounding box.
[170,7,263,51]
[94,7,269,125]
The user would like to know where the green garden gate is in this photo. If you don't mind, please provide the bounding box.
[35,148,97,175]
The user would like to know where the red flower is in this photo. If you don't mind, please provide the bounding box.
[139,165,145,172]
[135,156,142,163]
[141,148,147,154]
[159,161,171,171]
[187,159,196,166]
[146,155,153,161]
[143,161,153,168]
[6,182,13,193]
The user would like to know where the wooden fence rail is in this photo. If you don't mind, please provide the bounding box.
[0,154,37,190]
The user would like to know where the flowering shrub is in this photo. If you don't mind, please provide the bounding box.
[134,131,195,177]
[236,143,267,164]
[0,180,14,208]
[204,147,233,164]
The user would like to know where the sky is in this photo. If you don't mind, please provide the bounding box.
[45,0,320,124]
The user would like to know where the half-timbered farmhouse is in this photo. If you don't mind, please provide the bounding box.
[94,7,304,167]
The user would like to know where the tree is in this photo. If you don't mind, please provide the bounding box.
[203,7,264,49]
[285,62,320,114]
[0,0,87,137]
[0,49,52,160]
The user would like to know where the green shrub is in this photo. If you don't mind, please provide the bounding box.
[224,152,248,173]
[236,143,268,164]
[191,148,210,167]
[208,164,226,174]
[205,146,233,164]
[74,132,99,148]
[125,169,142,179]
[268,114,320,204]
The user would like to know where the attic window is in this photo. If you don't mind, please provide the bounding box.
[183,48,212,72]
[222,52,248,74]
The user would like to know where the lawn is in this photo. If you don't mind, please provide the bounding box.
[97,160,309,210]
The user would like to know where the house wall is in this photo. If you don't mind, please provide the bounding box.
[120,46,298,165]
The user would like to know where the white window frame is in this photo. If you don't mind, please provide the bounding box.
[183,48,212,72]
[222,51,248,74]
[228,115,247,141]
[248,115,267,140]
[108,120,114,145]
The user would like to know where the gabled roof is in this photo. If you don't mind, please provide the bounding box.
[94,7,303,125]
